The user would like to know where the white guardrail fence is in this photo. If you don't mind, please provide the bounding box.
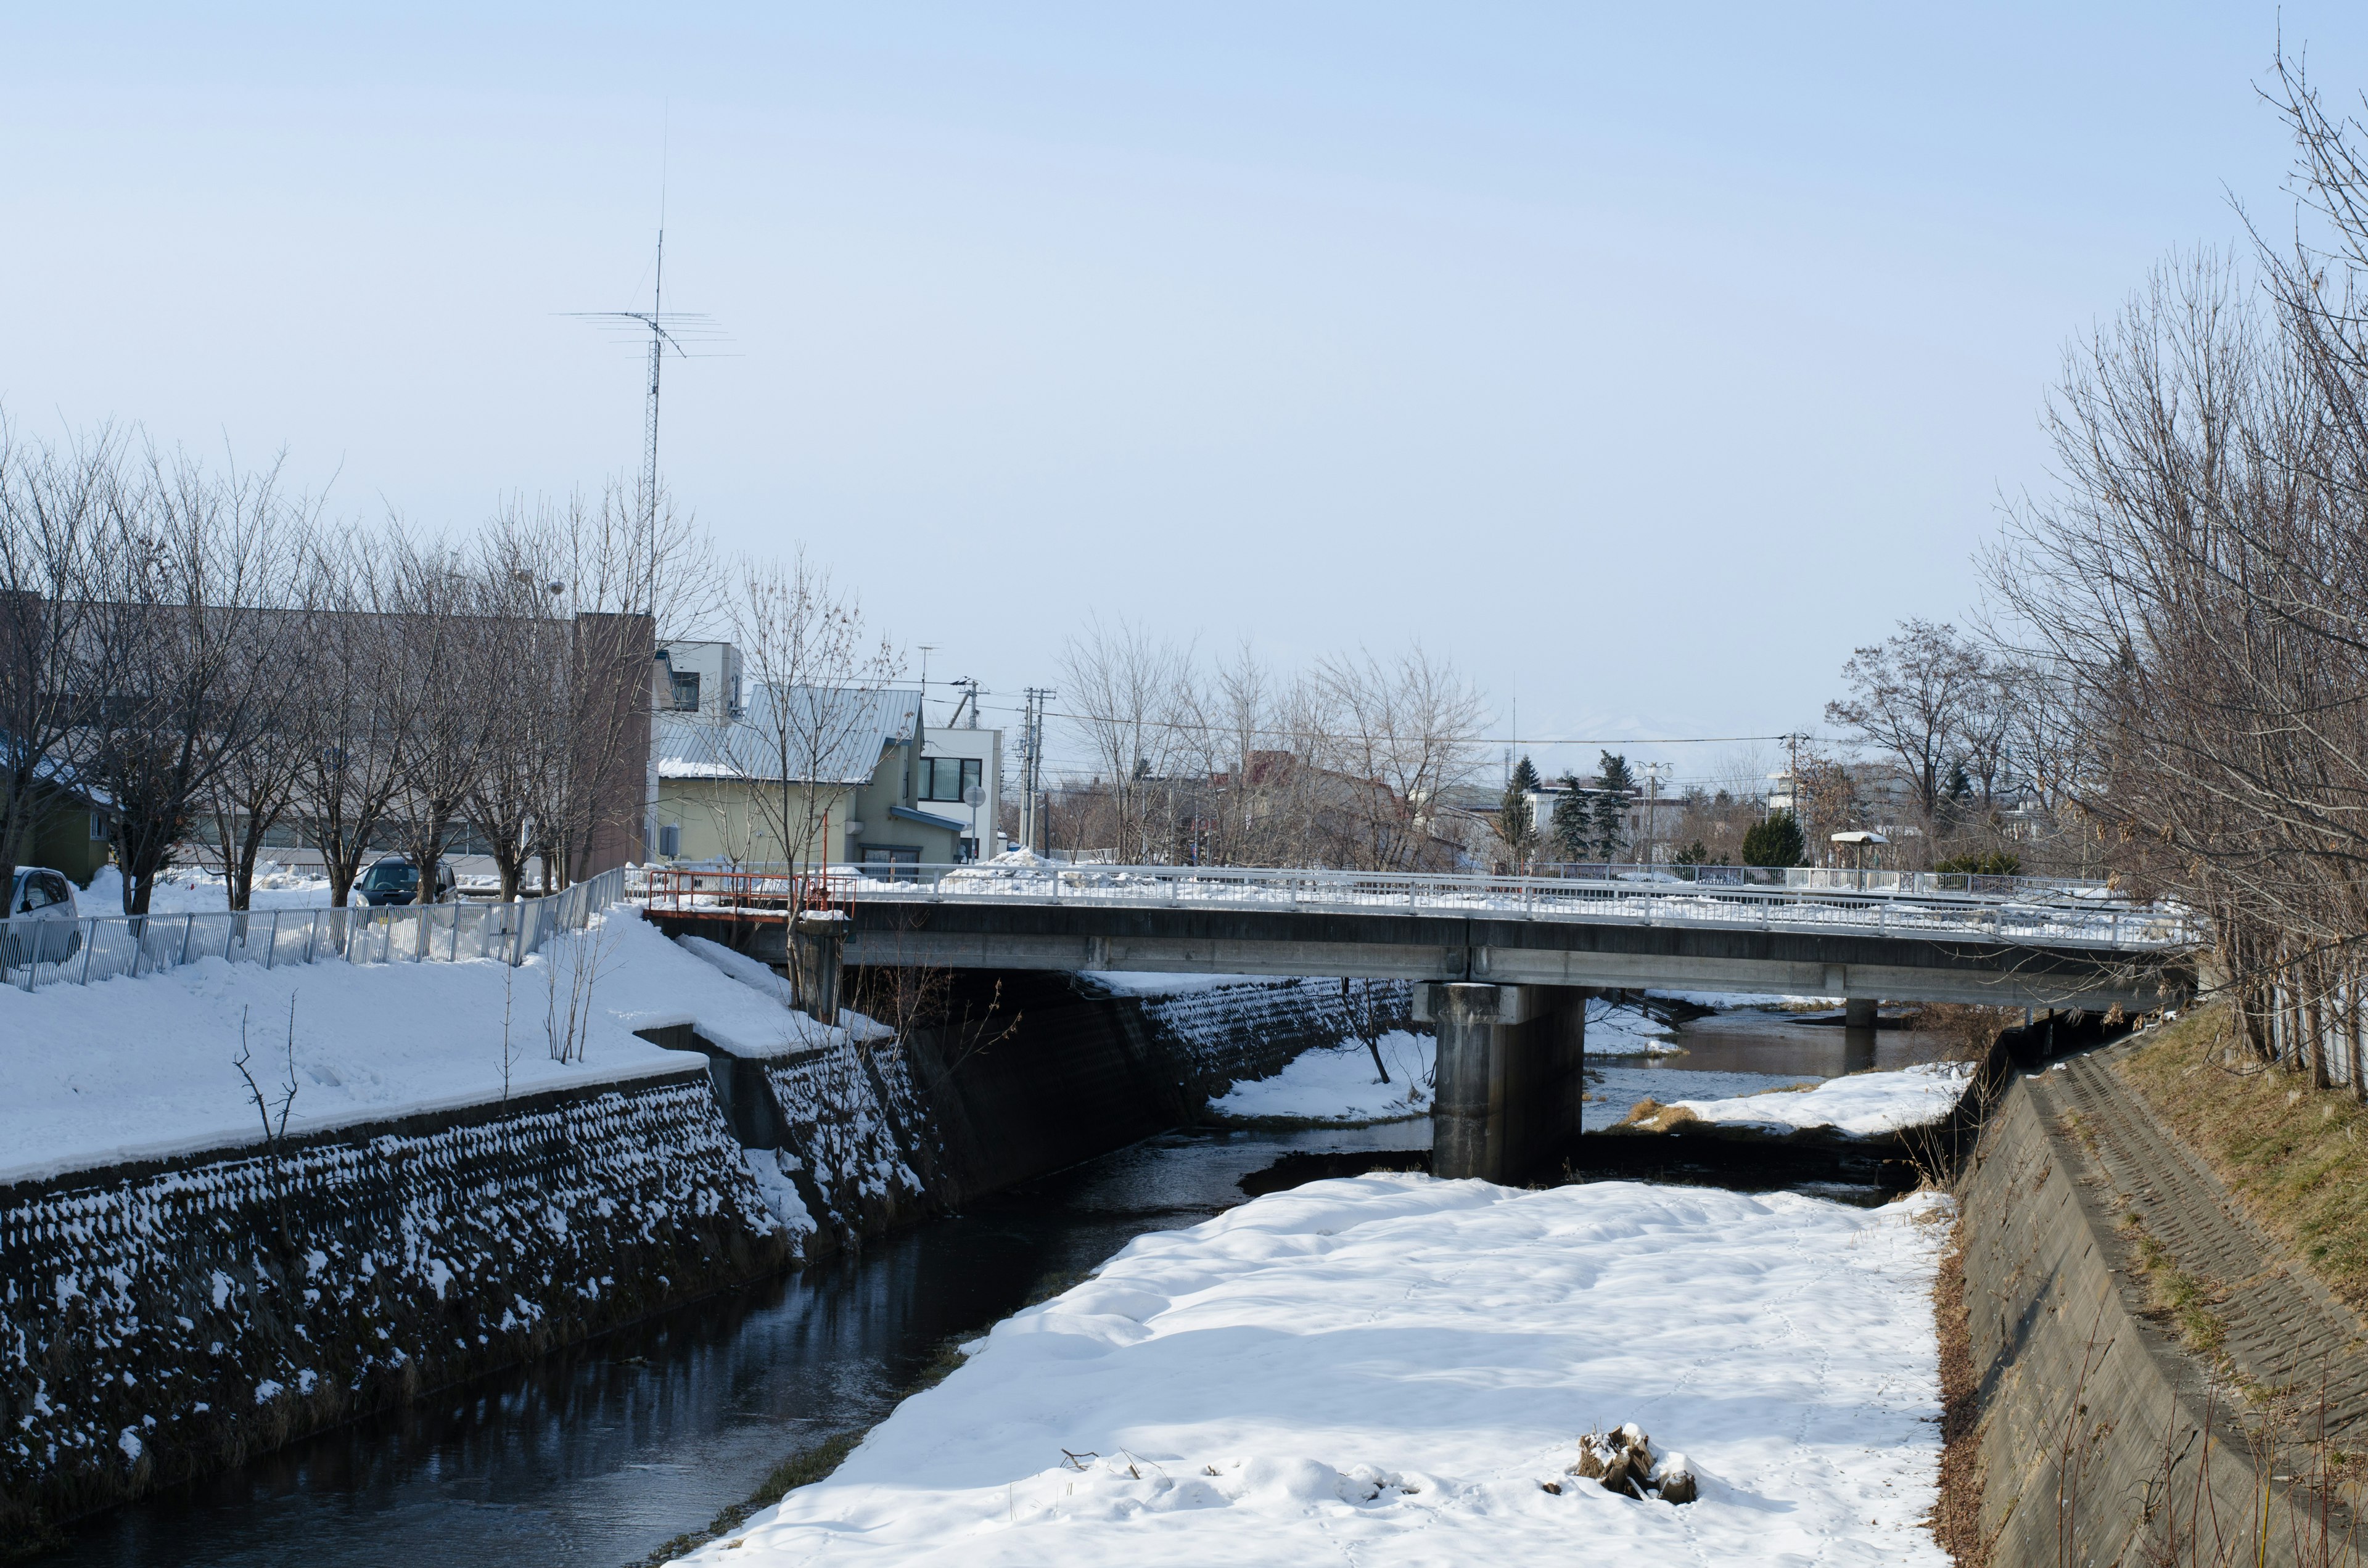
[0,866,626,993]
[757,861,2198,953]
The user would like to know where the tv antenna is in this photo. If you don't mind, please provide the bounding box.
[562,160,730,612]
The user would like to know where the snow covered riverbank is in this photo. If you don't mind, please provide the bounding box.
[1629,1061,1976,1139]
[686,1175,1951,1566]
[0,907,841,1183]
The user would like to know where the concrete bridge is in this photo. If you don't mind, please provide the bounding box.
[644,863,2198,1184]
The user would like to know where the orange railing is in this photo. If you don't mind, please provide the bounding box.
[642,866,853,923]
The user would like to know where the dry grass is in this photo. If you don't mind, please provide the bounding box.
[1928,1228,1990,1567]
[2115,1003,2368,1318]
[1618,1098,1701,1133]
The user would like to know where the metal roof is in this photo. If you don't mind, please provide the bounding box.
[654,684,918,786]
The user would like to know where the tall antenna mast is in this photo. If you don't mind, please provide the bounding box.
[562,128,727,615]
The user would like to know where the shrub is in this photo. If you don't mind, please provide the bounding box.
[1934,849,2022,876]
[1740,811,1805,868]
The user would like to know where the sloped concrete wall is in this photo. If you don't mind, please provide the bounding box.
[1960,1075,2322,1564]
[0,1067,789,1539]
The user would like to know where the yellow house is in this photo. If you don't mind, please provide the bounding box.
[652,684,971,870]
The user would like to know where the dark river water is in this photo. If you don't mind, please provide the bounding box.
[48,1122,1430,1568]
[48,1004,1915,1568]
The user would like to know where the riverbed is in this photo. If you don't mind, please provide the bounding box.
[45,1001,1925,1567]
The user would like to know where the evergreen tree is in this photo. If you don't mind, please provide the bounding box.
[1550,771,1593,861]
[1741,810,1806,868]
[1593,752,1635,860]
[1499,753,1541,864]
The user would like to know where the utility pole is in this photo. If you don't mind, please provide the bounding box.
[1640,761,1674,868]
[1777,731,1810,818]
[1021,687,1056,856]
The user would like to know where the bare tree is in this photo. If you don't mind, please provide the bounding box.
[535,482,710,886]
[725,548,900,873]
[0,419,110,903]
[384,529,495,916]
[1059,618,1193,863]
[290,530,410,907]
[71,445,306,915]
[1313,644,1489,872]
[1823,619,1986,837]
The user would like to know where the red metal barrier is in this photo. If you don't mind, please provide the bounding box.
[642,866,853,922]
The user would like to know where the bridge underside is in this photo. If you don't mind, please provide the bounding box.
[835,901,2187,1012]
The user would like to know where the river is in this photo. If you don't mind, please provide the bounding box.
[47,1004,1915,1567]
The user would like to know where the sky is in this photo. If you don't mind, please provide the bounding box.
[5,4,2362,787]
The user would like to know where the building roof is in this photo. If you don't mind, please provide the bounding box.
[655,684,918,786]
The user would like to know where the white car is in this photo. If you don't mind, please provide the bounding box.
[5,866,83,966]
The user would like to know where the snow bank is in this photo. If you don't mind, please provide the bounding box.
[1646,988,1842,1011]
[0,906,849,1182]
[1664,1062,1975,1139]
[1209,1032,1434,1122]
[81,864,337,915]
[1080,971,1285,998]
[1587,1001,1680,1055]
[697,1177,1951,1566]
[1584,1064,1818,1130]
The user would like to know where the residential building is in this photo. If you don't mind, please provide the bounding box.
[653,678,1000,869]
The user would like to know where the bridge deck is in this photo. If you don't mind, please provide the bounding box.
[638,864,2197,1013]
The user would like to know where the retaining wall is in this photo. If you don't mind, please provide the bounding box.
[1960,1069,2330,1564]
[0,1067,791,1541]
[3,969,1392,1538]
[901,973,1410,1202]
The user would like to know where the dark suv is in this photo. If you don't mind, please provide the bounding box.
[356,857,456,907]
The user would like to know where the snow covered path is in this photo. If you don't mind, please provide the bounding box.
[689,1176,1950,1567]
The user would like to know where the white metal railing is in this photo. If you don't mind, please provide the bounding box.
[778,861,2197,953]
[0,866,627,993]
[1524,863,2122,900]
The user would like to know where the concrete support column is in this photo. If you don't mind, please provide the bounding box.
[1417,982,1591,1184]
[1843,996,1878,1030]
[789,911,847,1024]
[1843,995,1880,1072]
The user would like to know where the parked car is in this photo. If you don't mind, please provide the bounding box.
[4,866,83,967]
[356,856,456,908]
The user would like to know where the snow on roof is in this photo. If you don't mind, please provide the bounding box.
[655,684,918,786]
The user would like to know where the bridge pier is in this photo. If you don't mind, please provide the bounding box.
[1416,982,1591,1184]
[789,912,846,1024]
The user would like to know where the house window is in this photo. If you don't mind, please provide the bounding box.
[919,757,982,803]
[89,811,107,842]
[860,845,921,881]
[657,823,681,858]
[670,671,701,712]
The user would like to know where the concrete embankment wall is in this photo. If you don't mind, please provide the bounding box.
[1959,1064,2322,1564]
[1,1065,790,1541]
[900,973,1407,1202]
[3,971,1383,1537]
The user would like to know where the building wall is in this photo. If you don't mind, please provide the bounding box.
[31,794,110,886]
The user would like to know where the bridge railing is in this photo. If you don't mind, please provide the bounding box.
[1522,863,2122,900]
[807,861,2198,952]
[0,866,628,993]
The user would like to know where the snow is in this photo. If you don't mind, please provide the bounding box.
[0,905,860,1183]
[1664,1062,1976,1139]
[80,864,338,916]
[1210,1032,1434,1122]
[693,1176,1951,1567]
[1082,971,1287,998]
[1586,1000,1681,1055]
[1584,1064,1819,1131]
[1646,989,1843,1011]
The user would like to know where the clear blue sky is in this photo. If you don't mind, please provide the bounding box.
[4,4,2356,784]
